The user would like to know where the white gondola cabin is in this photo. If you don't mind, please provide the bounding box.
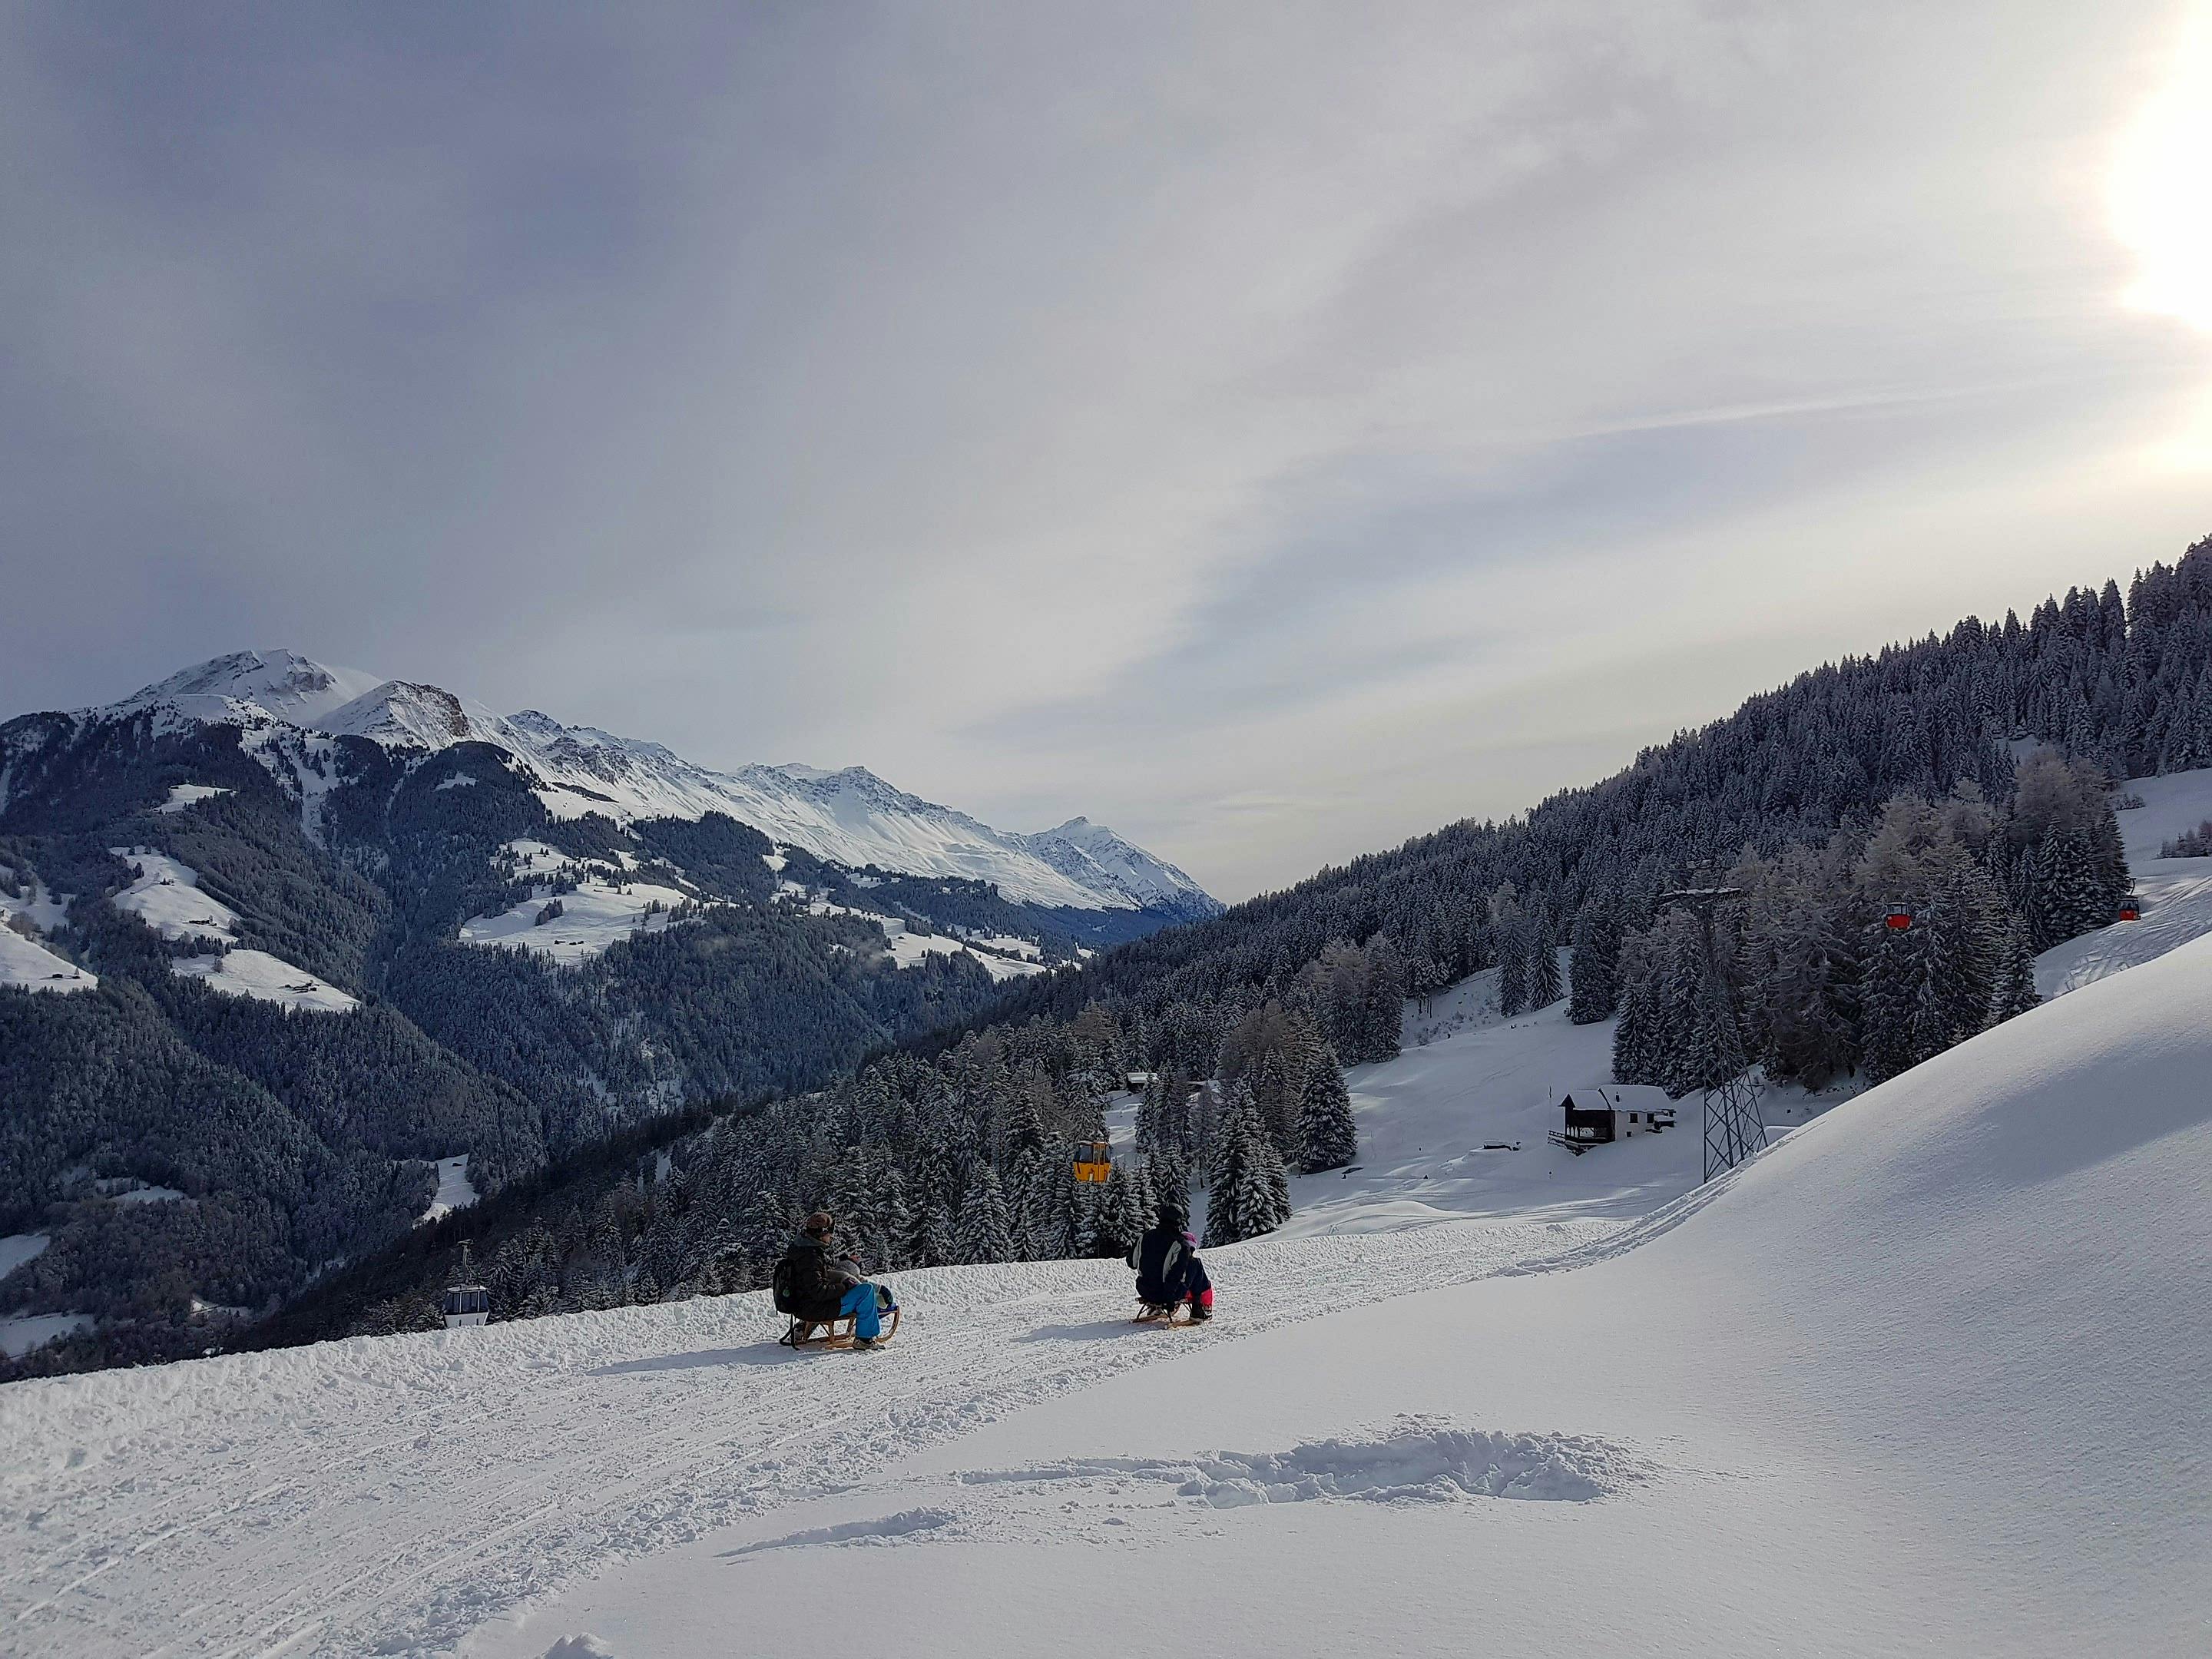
[442,1240,489,1329]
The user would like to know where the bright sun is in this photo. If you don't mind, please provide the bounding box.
[2111,7,2212,332]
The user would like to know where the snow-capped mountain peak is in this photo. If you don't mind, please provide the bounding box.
[117,649,386,730]
[82,651,1221,920]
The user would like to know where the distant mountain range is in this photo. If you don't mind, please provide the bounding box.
[0,648,1216,1370]
[102,649,1219,923]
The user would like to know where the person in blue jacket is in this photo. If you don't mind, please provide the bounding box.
[1128,1201,1212,1321]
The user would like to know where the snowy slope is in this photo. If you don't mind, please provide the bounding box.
[0,929,95,993]
[2037,767,2212,997]
[10,932,2210,1654]
[469,930,2212,1659]
[82,652,1220,918]
[104,848,356,1011]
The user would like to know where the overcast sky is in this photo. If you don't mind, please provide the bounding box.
[4,2,2210,900]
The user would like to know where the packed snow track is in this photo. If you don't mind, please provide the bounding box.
[0,1217,1614,1658]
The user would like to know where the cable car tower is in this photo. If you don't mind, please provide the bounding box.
[1658,885,1767,1182]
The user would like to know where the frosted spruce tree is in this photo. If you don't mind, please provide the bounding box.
[955,1164,1014,1263]
[1526,923,1563,1010]
[1206,1084,1291,1247]
[1296,1045,1357,1173]
[1567,892,1621,1024]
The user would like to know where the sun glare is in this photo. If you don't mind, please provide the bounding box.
[2111,8,2212,331]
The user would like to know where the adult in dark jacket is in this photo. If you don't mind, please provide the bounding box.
[780,1211,893,1346]
[1128,1203,1213,1320]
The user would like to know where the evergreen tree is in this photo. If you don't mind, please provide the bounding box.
[1360,935,1406,1062]
[955,1164,1014,1263]
[1205,1086,1290,1247]
[1525,922,1563,1009]
[1296,1045,1357,1172]
[1567,893,1621,1025]
[1988,917,2041,1027]
[1095,1161,1146,1257]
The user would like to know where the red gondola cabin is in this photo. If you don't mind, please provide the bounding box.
[1885,909,1912,930]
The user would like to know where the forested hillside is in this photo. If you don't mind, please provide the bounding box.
[191,541,2212,1365]
[0,719,1021,1372]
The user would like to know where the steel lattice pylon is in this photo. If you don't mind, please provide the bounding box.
[1700,1068,1767,1183]
[1659,885,1769,1183]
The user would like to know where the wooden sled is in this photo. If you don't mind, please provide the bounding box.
[778,1304,901,1350]
[1131,1301,1197,1327]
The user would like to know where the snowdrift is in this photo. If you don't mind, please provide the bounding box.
[484,932,2212,1658]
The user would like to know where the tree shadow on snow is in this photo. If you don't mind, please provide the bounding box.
[590,1345,809,1376]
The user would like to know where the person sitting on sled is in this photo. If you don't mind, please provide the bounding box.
[1128,1201,1212,1321]
[780,1210,894,1348]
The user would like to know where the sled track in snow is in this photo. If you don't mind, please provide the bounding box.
[0,1214,1622,1659]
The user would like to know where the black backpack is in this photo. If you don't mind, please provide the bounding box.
[773,1243,841,1319]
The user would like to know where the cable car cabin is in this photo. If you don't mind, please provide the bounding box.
[1545,1088,1677,1156]
[1073,1139,1113,1183]
[1885,909,1913,930]
[442,1240,489,1329]
[442,1282,489,1329]
[2119,899,2142,922]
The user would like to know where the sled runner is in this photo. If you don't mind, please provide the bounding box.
[777,1303,902,1349]
[1131,1301,1199,1326]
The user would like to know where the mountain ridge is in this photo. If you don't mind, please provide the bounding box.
[79,648,1218,920]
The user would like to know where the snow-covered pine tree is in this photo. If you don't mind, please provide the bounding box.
[1095,1162,1145,1257]
[1568,892,1621,1024]
[1205,1086,1291,1247]
[913,1196,956,1268]
[1495,892,1528,1018]
[955,1164,1014,1263]
[1296,1044,1357,1172]
[1987,916,2041,1027]
[1008,1147,1055,1261]
[1360,935,1406,1062]
[1526,922,1563,1009]
[871,1163,912,1272]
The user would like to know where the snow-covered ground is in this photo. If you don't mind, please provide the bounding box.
[0,1220,1612,1657]
[0,1233,49,1282]
[8,785,2212,1656]
[107,847,239,945]
[422,1156,480,1224]
[793,889,1050,982]
[173,947,361,1012]
[105,847,357,1010]
[0,928,96,993]
[0,1314,93,1362]
[459,879,690,965]
[155,782,233,813]
[459,932,2212,1659]
[1280,966,1850,1239]
[2038,767,2212,997]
